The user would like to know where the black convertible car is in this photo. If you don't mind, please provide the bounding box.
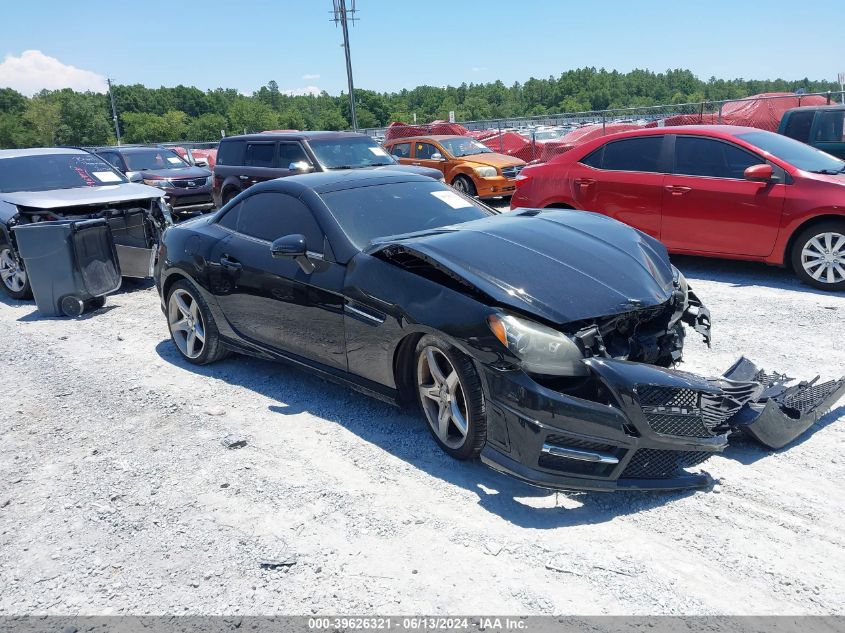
[154,171,844,492]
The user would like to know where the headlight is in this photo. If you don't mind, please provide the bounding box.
[672,266,688,296]
[473,166,497,178]
[487,312,587,376]
[144,178,174,189]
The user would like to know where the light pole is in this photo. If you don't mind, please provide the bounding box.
[107,78,122,146]
[332,0,358,131]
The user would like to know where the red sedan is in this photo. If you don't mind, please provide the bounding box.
[511,126,845,290]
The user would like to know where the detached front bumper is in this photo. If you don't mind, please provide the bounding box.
[479,357,844,492]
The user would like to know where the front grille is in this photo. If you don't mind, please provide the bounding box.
[170,193,213,207]
[171,177,209,189]
[545,434,615,452]
[501,165,523,179]
[783,380,843,414]
[621,448,712,479]
[636,385,714,438]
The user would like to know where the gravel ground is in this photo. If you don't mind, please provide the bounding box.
[1,234,844,615]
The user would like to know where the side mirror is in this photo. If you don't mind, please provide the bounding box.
[744,164,774,182]
[127,172,144,183]
[289,161,313,173]
[270,234,315,273]
[430,152,445,161]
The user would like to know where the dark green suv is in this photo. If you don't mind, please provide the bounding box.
[778,105,845,159]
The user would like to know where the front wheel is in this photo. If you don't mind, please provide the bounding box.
[414,335,486,460]
[451,175,477,197]
[166,279,228,364]
[790,221,845,291]
[0,244,32,300]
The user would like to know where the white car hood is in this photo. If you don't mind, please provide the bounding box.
[0,183,164,209]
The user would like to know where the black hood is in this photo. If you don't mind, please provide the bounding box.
[370,209,675,324]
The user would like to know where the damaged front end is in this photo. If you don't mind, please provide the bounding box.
[10,198,172,279]
[479,275,844,492]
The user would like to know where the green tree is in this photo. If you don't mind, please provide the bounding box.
[186,113,228,140]
[227,98,278,133]
[23,97,61,146]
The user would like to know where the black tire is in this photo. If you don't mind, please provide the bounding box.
[88,296,107,310]
[451,175,477,197]
[414,334,486,460]
[790,220,845,292]
[166,279,229,364]
[0,243,33,300]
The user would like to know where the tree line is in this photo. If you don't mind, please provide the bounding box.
[0,68,839,148]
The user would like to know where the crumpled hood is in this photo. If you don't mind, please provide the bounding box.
[461,152,525,169]
[0,183,164,209]
[370,209,675,324]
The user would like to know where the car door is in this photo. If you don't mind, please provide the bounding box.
[571,135,667,238]
[387,141,412,164]
[277,141,313,173]
[411,141,448,177]
[211,191,347,370]
[240,141,279,189]
[810,110,845,159]
[661,135,785,256]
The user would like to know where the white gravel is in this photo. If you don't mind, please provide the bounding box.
[1,251,844,616]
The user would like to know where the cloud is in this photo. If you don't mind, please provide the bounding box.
[0,50,108,95]
[282,85,323,96]
[301,73,320,80]
[471,66,487,72]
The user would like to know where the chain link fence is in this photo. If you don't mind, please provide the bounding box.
[364,91,845,164]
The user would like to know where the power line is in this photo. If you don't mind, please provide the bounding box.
[331,0,358,132]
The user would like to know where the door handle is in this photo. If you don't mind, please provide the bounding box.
[665,185,691,195]
[574,178,595,186]
[411,162,421,166]
[220,255,242,271]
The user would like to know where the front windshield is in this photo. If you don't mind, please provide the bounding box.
[308,137,396,169]
[438,137,493,157]
[0,153,127,193]
[320,180,494,250]
[123,149,189,171]
[736,130,845,174]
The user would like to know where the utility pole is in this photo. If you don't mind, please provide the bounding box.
[107,78,122,146]
[332,0,358,131]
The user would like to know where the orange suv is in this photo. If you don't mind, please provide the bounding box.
[383,135,526,198]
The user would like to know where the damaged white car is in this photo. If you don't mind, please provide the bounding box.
[0,147,172,299]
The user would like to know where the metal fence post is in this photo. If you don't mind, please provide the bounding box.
[498,120,503,153]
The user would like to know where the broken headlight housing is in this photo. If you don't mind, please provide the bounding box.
[487,312,588,376]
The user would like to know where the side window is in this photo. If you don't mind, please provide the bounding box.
[217,201,242,231]
[390,142,411,158]
[244,143,275,168]
[674,137,760,179]
[814,111,845,142]
[579,147,603,168]
[236,192,324,251]
[217,140,246,166]
[415,143,438,160]
[600,137,663,172]
[278,142,310,167]
[782,111,815,143]
[98,152,124,170]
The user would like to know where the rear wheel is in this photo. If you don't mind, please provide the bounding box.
[790,221,845,291]
[0,244,32,300]
[451,175,477,197]
[414,335,486,460]
[222,189,239,207]
[166,279,228,364]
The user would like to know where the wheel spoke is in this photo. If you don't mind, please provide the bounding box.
[833,264,845,282]
[194,322,205,343]
[421,384,441,402]
[811,265,826,280]
[450,400,468,437]
[426,349,446,385]
[0,268,12,281]
[809,237,825,254]
[832,235,845,254]
[190,299,199,320]
[437,403,451,438]
[186,331,197,356]
[445,370,459,393]
[171,318,190,333]
[174,293,191,318]
[827,266,836,284]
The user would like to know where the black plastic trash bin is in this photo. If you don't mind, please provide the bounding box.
[12,218,122,317]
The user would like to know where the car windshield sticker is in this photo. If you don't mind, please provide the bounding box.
[368,147,389,156]
[92,171,122,183]
[431,190,473,209]
[167,157,183,164]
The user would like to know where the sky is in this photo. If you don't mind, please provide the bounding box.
[0,0,842,97]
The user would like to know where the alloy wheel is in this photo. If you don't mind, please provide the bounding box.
[452,178,468,193]
[0,248,26,293]
[800,231,845,285]
[168,288,206,359]
[417,346,469,449]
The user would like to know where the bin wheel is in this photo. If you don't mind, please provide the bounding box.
[60,295,85,318]
[89,296,107,310]
[0,244,33,300]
